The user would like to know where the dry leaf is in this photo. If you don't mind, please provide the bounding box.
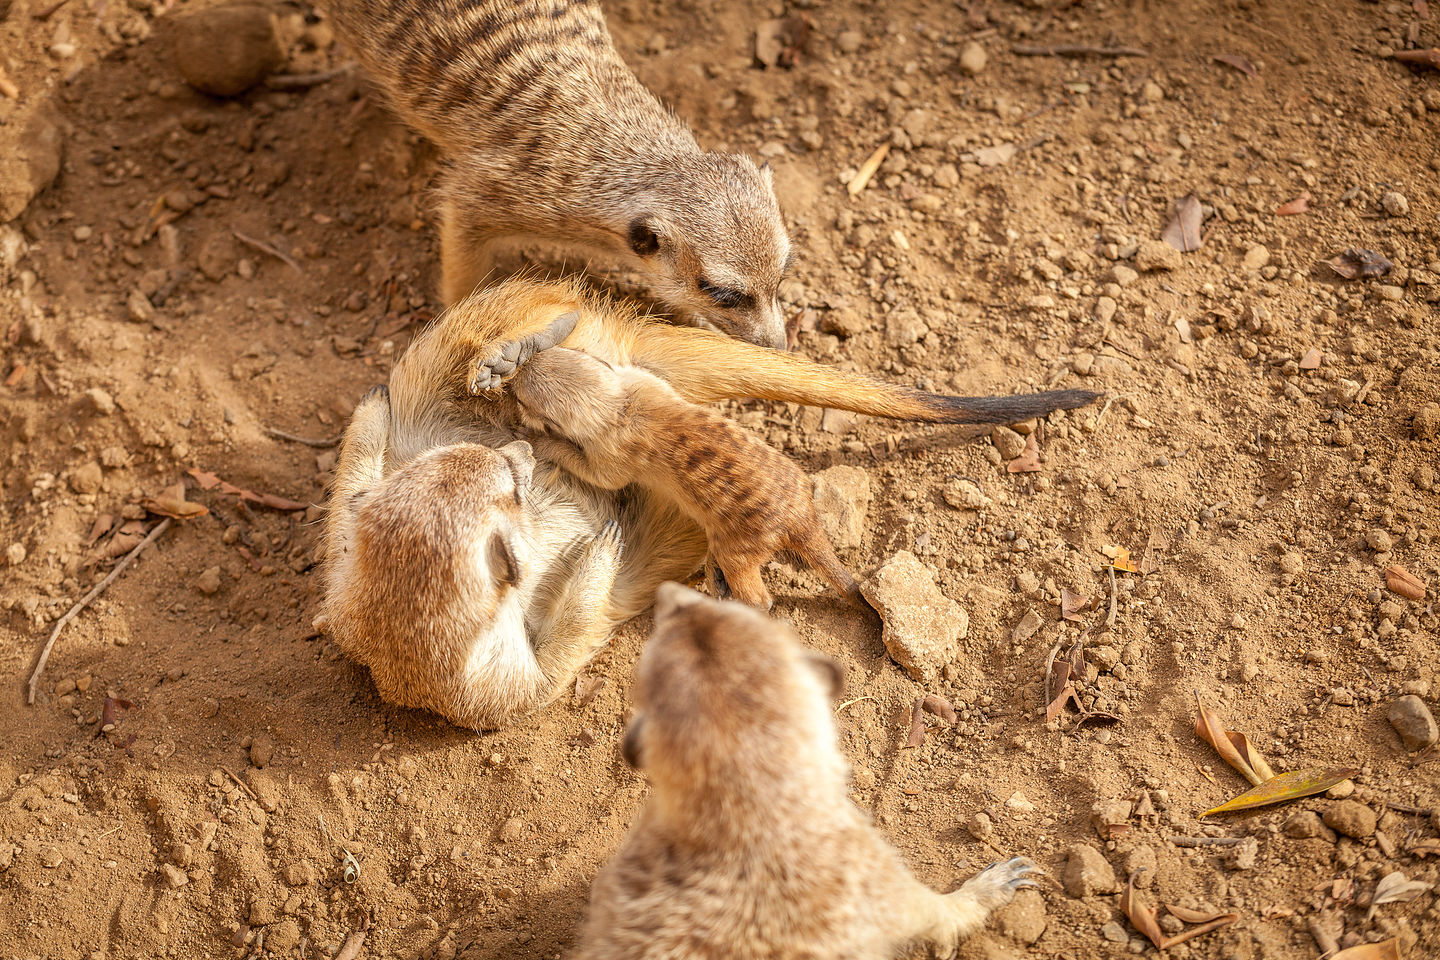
[1371,871,1433,909]
[1163,194,1205,252]
[1332,939,1400,960]
[186,467,308,511]
[755,15,810,68]
[1298,347,1322,370]
[1385,564,1427,601]
[1394,48,1440,69]
[1193,691,1266,786]
[921,694,957,724]
[1141,532,1168,575]
[1121,872,1168,949]
[847,142,890,196]
[974,143,1016,167]
[87,513,115,545]
[1045,662,1079,722]
[1225,731,1277,782]
[905,698,927,748]
[1201,767,1360,816]
[1006,433,1042,473]
[1275,190,1311,216]
[1326,248,1393,280]
[1165,904,1234,925]
[1212,53,1257,77]
[1060,588,1088,622]
[1111,545,1138,573]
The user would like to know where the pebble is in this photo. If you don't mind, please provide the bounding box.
[0,110,63,222]
[1242,245,1271,271]
[161,863,189,888]
[1366,528,1393,552]
[1322,800,1376,839]
[69,461,103,495]
[1413,404,1440,440]
[860,552,968,681]
[1134,240,1180,272]
[127,288,156,323]
[1283,811,1335,840]
[1094,296,1117,323]
[1325,779,1355,800]
[1110,264,1139,287]
[958,41,988,76]
[942,479,990,511]
[168,4,286,97]
[40,846,64,868]
[249,734,274,768]
[1386,695,1439,751]
[1100,921,1128,943]
[498,817,524,842]
[1063,844,1118,897]
[1011,609,1042,644]
[1381,190,1409,217]
[5,543,24,566]
[1123,845,1157,887]
[836,30,862,54]
[1279,552,1304,575]
[195,566,222,595]
[85,387,116,416]
[810,466,871,552]
[994,889,1046,944]
[991,426,1026,460]
[266,919,301,953]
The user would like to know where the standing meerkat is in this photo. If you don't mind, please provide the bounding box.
[579,582,1038,960]
[508,347,860,610]
[325,0,793,347]
[321,277,1097,729]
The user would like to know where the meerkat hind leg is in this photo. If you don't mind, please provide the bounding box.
[469,310,581,394]
[916,857,1039,956]
[531,520,626,692]
[332,384,391,505]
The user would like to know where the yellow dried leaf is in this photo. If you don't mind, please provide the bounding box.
[1112,546,1138,573]
[1225,731,1277,783]
[1193,691,1264,786]
[1201,767,1360,817]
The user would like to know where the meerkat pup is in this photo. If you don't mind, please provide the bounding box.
[508,348,859,610]
[325,0,792,347]
[578,583,1037,960]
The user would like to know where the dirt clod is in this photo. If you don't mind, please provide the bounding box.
[1386,696,1439,752]
[168,4,285,97]
[1322,800,1377,839]
[1064,844,1119,897]
[860,551,968,682]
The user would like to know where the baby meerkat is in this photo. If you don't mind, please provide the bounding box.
[579,583,1037,960]
[326,0,792,347]
[509,348,859,610]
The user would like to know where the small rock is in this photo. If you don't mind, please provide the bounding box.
[991,426,1026,460]
[1322,800,1377,839]
[1005,791,1035,814]
[69,461,103,495]
[810,466,871,552]
[168,4,286,97]
[818,306,867,338]
[85,387,116,416]
[1325,779,1355,800]
[171,842,194,868]
[1243,245,1271,271]
[1386,695,1439,751]
[1015,572,1040,597]
[1090,799,1132,838]
[266,919,301,953]
[1122,845,1157,887]
[161,863,189,888]
[1094,296,1117,323]
[1063,844,1118,898]
[7,542,26,566]
[958,41,988,76]
[1110,264,1139,287]
[836,29,862,54]
[966,811,994,840]
[1135,239,1181,272]
[498,817,524,842]
[1279,552,1304,575]
[1011,609,1042,644]
[195,566,222,595]
[127,288,156,323]
[993,888,1046,945]
[249,734,274,769]
[943,479,990,511]
[1366,528,1394,552]
[860,551,968,682]
[1413,404,1440,440]
[1381,190,1409,217]
[0,109,64,222]
[1224,837,1259,871]
[1283,811,1336,841]
[1100,921,1128,943]
[40,846,64,868]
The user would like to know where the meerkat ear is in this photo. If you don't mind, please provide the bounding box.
[621,715,645,769]
[803,651,844,699]
[758,160,774,187]
[487,533,519,587]
[627,217,661,257]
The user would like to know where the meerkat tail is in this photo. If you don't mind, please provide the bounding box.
[620,324,1100,424]
[793,533,864,606]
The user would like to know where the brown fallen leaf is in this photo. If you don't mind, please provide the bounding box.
[1369,871,1433,918]
[1045,662,1080,722]
[1141,532,1168,575]
[187,467,308,511]
[1212,53,1257,77]
[1385,564,1427,601]
[1332,939,1401,960]
[1163,194,1205,252]
[905,698,927,748]
[1165,904,1234,925]
[1393,48,1440,69]
[755,15,811,69]
[4,363,27,388]
[100,696,134,729]
[1201,766,1360,816]
[1007,433,1042,473]
[1194,691,1270,786]
[1122,872,1239,949]
[87,513,116,545]
[1298,347,1322,370]
[921,694,957,724]
[1326,248,1393,279]
[1110,545,1139,573]
[1060,588,1088,622]
[1275,190,1311,216]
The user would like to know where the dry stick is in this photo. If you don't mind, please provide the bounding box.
[27,518,173,704]
[335,919,370,960]
[219,765,260,801]
[231,228,303,273]
[1012,43,1148,57]
[264,65,354,90]
[1105,564,1119,629]
[1169,836,1249,847]
[266,427,341,448]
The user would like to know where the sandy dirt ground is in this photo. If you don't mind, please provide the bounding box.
[2,0,1439,957]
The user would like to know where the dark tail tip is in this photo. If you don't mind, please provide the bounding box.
[924,388,1102,425]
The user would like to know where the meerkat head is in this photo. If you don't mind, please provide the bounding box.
[623,154,791,350]
[621,582,844,793]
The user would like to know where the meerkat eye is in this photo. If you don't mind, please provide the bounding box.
[697,278,755,310]
[627,218,660,256]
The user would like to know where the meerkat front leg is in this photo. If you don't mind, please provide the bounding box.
[329,385,391,522]
[530,520,626,695]
[440,200,510,306]
[911,857,1039,957]
[468,309,581,394]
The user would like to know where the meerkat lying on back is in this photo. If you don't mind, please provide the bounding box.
[579,582,1037,959]
[509,348,859,610]
[325,0,791,347]
[321,277,1097,729]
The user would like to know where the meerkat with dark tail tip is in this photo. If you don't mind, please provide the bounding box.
[325,0,792,347]
[577,582,1039,960]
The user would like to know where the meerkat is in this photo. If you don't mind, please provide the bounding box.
[324,0,792,347]
[508,347,860,610]
[321,277,1097,729]
[577,582,1037,960]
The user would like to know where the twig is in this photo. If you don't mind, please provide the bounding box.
[231,228,303,273]
[33,0,72,19]
[219,765,259,802]
[28,518,173,704]
[335,919,370,960]
[1383,801,1435,816]
[1169,835,1249,847]
[266,427,341,448]
[263,65,354,90]
[1105,564,1119,629]
[835,695,876,714]
[1012,43,1148,57]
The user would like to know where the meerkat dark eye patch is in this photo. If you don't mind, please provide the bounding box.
[487,533,519,586]
[627,218,660,256]
[697,278,755,310]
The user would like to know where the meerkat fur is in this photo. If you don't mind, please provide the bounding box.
[577,582,1038,959]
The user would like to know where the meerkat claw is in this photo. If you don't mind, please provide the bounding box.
[958,857,1039,910]
[469,310,581,395]
[363,383,390,402]
[597,518,625,557]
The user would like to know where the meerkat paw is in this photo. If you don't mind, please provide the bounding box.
[469,310,580,394]
[362,383,390,403]
[587,519,625,563]
[955,857,1039,912]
